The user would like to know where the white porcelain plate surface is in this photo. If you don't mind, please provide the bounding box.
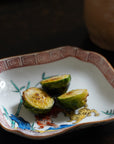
[0,46,113,139]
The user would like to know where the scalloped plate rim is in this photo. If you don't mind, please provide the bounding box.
[0,46,113,139]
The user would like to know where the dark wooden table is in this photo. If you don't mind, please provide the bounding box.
[0,1,114,144]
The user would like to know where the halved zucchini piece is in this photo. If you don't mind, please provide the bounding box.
[22,87,54,114]
[40,74,71,96]
[57,89,89,110]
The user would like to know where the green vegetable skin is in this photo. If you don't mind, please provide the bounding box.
[57,89,89,110]
[40,74,71,96]
[22,87,54,114]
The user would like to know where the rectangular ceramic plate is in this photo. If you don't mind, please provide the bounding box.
[0,46,113,139]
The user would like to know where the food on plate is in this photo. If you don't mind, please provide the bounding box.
[22,74,89,116]
[57,89,89,110]
[22,87,54,114]
[40,74,71,96]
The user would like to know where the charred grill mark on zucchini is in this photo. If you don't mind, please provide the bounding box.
[22,88,54,114]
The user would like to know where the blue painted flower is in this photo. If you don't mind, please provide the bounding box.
[10,114,31,130]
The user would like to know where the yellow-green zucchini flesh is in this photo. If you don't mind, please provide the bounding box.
[40,74,71,97]
[57,89,89,110]
[23,87,54,114]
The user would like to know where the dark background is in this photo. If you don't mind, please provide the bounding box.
[0,0,114,143]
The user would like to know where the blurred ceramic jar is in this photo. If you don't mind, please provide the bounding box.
[84,0,114,51]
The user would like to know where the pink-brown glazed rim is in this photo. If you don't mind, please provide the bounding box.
[0,46,113,139]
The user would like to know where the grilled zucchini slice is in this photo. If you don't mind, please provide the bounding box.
[40,74,71,96]
[57,89,89,110]
[22,87,54,114]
